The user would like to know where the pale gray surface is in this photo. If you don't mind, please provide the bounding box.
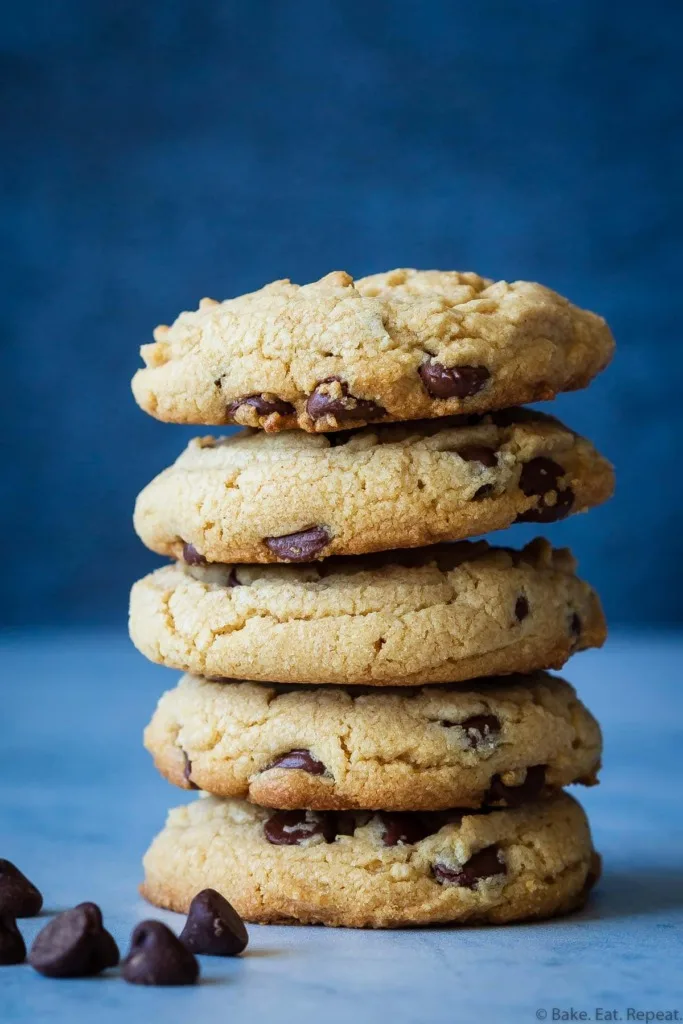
[1,631,682,1022]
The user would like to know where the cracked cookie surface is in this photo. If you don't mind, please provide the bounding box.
[132,269,614,431]
[144,671,601,811]
[133,409,615,564]
[130,538,606,685]
[141,792,599,928]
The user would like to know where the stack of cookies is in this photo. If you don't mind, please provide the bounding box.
[129,269,615,929]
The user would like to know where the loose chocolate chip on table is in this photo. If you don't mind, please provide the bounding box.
[182,543,207,566]
[122,920,199,986]
[518,457,565,496]
[459,714,501,748]
[454,445,498,467]
[0,915,26,965]
[227,394,295,418]
[306,377,385,423]
[0,860,43,917]
[516,488,574,523]
[418,362,491,400]
[515,596,530,621]
[182,751,199,790]
[264,526,330,561]
[266,750,327,775]
[264,810,335,846]
[180,889,248,957]
[29,902,119,978]
[486,764,547,807]
[378,813,434,847]
[433,844,506,888]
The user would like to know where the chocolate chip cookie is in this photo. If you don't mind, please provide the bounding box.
[141,792,599,928]
[132,269,614,431]
[144,672,601,811]
[133,410,614,564]
[129,538,606,685]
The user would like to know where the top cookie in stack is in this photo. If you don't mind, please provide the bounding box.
[131,268,614,929]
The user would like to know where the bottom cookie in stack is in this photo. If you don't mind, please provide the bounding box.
[141,672,602,928]
[142,794,600,929]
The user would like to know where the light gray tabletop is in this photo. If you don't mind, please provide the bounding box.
[1,630,682,1023]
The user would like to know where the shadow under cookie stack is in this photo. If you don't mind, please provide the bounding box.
[129,268,615,929]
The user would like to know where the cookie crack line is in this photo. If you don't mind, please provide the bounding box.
[132,268,615,431]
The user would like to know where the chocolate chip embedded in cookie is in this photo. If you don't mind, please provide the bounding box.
[132,269,614,431]
[141,792,599,928]
[143,672,602,811]
[129,538,607,686]
[132,409,614,564]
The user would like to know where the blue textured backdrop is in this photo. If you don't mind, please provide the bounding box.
[2,0,682,627]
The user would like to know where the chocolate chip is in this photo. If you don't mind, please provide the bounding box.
[570,612,582,637]
[472,484,495,501]
[459,714,501,748]
[515,596,530,621]
[122,920,199,986]
[227,394,295,418]
[264,810,335,846]
[180,889,248,957]
[29,902,119,978]
[306,377,385,423]
[0,860,43,917]
[519,457,565,497]
[433,844,506,888]
[378,813,434,847]
[418,362,490,399]
[182,751,199,790]
[455,445,498,467]
[0,915,26,965]
[266,749,327,775]
[264,526,330,561]
[486,764,547,807]
[516,488,574,523]
[182,543,207,566]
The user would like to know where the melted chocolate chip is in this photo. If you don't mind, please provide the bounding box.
[182,751,199,790]
[515,596,530,622]
[418,362,491,400]
[264,810,335,846]
[227,394,295,418]
[433,844,506,888]
[306,377,385,423]
[182,543,207,566]
[0,860,43,918]
[0,915,26,965]
[122,921,199,986]
[486,764,547,807]
[516,488,574,523]
[455,445,498,467]
[180,889,248,957]
[266,749,327,775]
[378,813,435,847]
[29,903,119,978]
[519,458,565,497]
[264,526,330,561]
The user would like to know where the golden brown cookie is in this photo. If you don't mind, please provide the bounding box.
[144,672,601,811]
[129,538,606,685]
[141,792,600,928]
[132,269,614,431]
[133,410,614,564]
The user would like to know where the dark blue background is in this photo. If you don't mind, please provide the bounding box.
[2,0,681,628]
